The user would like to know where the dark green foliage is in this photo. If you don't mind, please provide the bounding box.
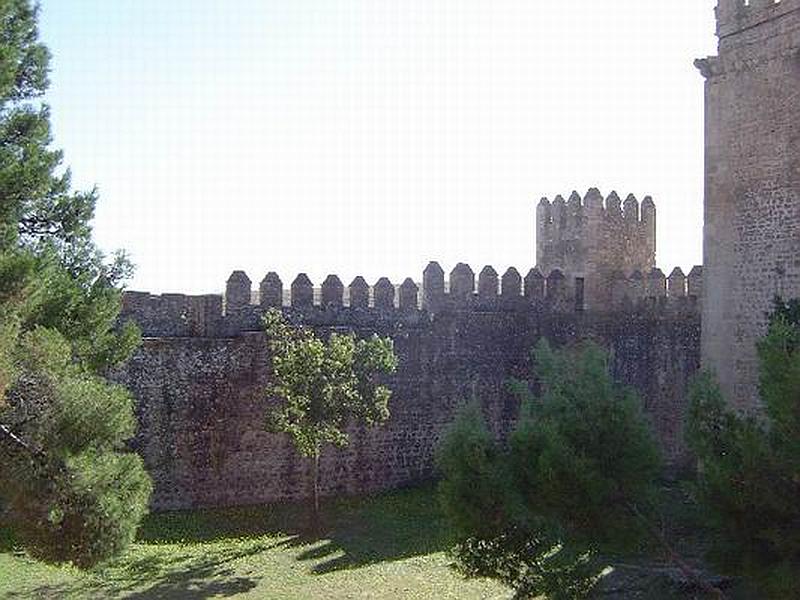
[511,341,661,550]
[0,0,138,371]
[262,309,397,522]
[0,0,95,255]
[1,328,152,569]
[438,340,662,599]
[437,401,604,600]
[768,296,800,332]
[25,248,140,372]
[687,302,800,598]
[436,402,512,539]
[5,449,151,570]
[0,0,151,568]
[451,533,602,600]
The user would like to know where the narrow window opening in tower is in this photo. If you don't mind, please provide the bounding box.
[575,278,585,312]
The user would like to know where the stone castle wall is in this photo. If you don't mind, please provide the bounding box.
[116,262,701,510]
[697,0,800,410]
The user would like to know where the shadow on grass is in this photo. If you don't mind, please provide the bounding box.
[139,482,454,576]
[3,483,454,598]
[6,542,269,600]
[290,483,456,574]
[112,545,263,600]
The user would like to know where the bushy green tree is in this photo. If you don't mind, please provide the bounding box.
[0,0,151,568]
[687,298,800,598]
[508,342,665,552]
[437,401,602,600]
[439,340,718,599]
[1,326,151,568]
[262,309,397,525]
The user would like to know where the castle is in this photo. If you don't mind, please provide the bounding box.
[113,1,799,509]
[117,190,701,509]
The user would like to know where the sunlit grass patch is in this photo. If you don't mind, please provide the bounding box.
[0,485,506,599]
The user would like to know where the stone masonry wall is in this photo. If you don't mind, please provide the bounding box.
[698,0,800,410]
[115,263,700,511]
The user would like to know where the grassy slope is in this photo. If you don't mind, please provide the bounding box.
[0,486,507,600]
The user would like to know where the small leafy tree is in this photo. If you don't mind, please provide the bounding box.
[439,340,720,599]
[262,308,397,525]
[687,298,800,598]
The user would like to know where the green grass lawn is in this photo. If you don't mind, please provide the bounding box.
[0,485,508,599]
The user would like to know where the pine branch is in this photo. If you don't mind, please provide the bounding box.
[625,501,726,599]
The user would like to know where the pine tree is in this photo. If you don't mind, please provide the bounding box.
[437,401,602,600]
[687,298,800,598]
[0,0,151,568]
[438,340,721,599]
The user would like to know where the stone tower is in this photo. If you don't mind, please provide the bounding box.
[535,189,656,310]
[696,0,800,410]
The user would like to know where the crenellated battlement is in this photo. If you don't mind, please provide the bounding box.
[536,188,655,229]
[535,188,657,311]
[118,261,704,509]
[119,184,689,338]
[121,260,702,339]
[609,266,703,311]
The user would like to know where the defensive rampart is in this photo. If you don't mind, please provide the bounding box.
[115,262,701,510]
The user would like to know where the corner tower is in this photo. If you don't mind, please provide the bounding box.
[697,0,800,410]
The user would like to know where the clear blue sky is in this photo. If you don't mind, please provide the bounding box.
[39,1,718,294]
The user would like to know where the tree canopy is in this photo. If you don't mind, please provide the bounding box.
[263,308,397,524]
[0,0,151,568]
[437,340,692,599]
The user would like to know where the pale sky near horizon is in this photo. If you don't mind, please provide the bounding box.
[39,1,718,294]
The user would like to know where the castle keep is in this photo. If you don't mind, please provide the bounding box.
[697,0,800,410]
[117,189,701,510]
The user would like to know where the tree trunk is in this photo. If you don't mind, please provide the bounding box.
[311,451,321,531]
